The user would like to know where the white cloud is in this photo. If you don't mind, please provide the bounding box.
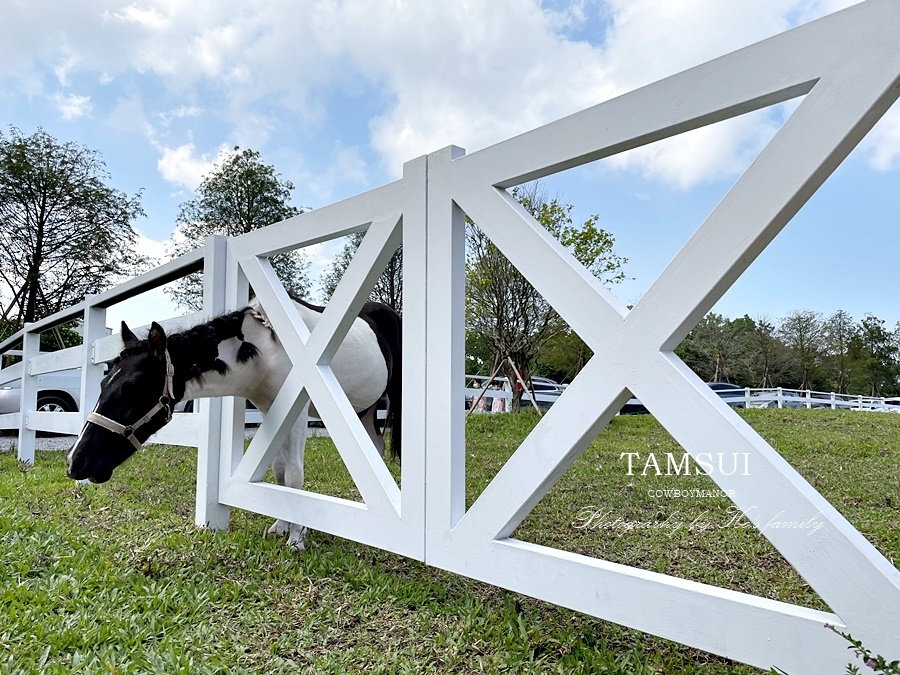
[54,92,92,119]
[862,104,900,172]
[53,54,77,87]
[156,143,221,190]
[607,111,783,189]
[0,0,893,196]
[104,5,169,30]
[133,229,169,263]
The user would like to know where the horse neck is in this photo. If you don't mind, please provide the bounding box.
[177,311,286,409]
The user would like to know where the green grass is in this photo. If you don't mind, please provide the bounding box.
[1,409,898,674]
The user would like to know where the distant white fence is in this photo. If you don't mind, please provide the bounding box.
[740,387,900,412]
[1,3,899,673]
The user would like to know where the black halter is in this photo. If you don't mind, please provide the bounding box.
[85,349,175,451]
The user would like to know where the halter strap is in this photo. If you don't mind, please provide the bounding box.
[86,349,175,451]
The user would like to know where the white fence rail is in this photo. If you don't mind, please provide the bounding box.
[2,3,899,672]
[741,387,900,412]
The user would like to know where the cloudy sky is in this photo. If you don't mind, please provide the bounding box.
[1,0,897,331]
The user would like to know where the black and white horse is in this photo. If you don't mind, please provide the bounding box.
[66,297,401,551]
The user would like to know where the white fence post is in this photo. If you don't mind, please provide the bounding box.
[16,328,40,464]
[425,145,468,546]
[196,235,231,530]
[80,301,107,422]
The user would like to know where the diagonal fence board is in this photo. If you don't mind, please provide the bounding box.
[424,2,900,673]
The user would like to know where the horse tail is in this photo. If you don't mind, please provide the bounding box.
[361,302,402,461]
[383,309,402,462]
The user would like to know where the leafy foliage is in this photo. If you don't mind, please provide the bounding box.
[465,183,626,409]
[0,126,146,327]
[674,310,899,396]
[319,231,403,311]
[166,148,309,310]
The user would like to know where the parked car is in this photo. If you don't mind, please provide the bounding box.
[0,368,81,414]
[522,376,565,410]
[464,375,565,411]
[707,382,746,408]
[619,382,746,415]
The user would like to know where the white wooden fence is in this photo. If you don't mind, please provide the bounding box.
[2,3,899,671]
[741,388,900,412]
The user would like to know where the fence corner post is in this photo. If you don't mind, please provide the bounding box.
[16,327,40,465]
[80,300,107,424]
[196,235,231,530]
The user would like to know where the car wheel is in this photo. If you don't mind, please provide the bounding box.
[36,395,75,413]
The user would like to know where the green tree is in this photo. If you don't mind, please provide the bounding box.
[0,126,145,327]
[533,329,592,383]
[746,315,791,388]
[778,310,824,390]
[166,147,309,310]
[319,231,403,311]
[466,183,627,410]
[849,314,898,396]
[676,313,755,385]
[822,309,857,394]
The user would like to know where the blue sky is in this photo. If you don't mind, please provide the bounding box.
[1,0,897,331]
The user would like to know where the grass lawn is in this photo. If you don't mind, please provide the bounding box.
[1,409,898,674]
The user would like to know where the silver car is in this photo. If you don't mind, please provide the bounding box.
[0,368,82,414]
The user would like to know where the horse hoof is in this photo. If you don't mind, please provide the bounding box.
[265,519,289,539]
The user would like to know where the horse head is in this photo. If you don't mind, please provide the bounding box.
[66,321,177,483]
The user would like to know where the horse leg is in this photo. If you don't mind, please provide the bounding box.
[264,451,290,538]
[265,402,310,550]
[359,402,385,458]
[284,403,310,551]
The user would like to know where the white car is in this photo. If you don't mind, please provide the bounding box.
[0,368,82,414]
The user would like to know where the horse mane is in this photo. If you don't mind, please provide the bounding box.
[115,308,262,392]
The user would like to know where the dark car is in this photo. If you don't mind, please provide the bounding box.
[707,382,746,408]
[619,382,746,415]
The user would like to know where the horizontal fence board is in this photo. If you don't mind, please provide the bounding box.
[0,412,21,429]
[29,347,83,376]
[0,363,24,387]
[27,411,81,435]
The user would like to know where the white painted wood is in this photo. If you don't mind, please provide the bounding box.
[196,235,231,530]
[0,362,23,388]
[220,181,424,560]
[27,411,81,435]
[148,413,202,446]
[16,330,40,464]
[80,304,107,424]
[424,145,468,543]
[399,155,427,548]
[0,413,20,429]
[29,347,82,375]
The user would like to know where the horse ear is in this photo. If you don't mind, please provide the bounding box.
[148,322,167,361]
[121,322,139,347]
